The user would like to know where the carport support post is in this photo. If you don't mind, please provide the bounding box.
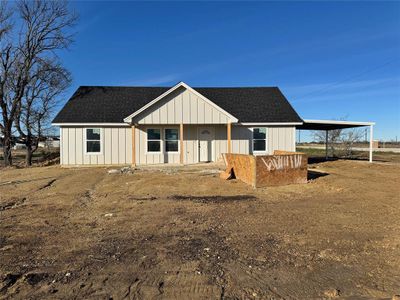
[369,125,373,163]
[227,122,232,154]
[180,123,184,164]
[325,130,328,161]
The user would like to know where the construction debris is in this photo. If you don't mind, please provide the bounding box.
[222,151,307,187]
[107,167,135,175]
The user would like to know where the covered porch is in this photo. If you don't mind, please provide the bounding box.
[130,123,234,166]
[296,119,375,162]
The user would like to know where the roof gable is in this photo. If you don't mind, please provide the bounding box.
[125,82,238,124]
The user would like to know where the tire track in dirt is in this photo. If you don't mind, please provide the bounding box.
[37,178,57,191]
[0,197,26,211]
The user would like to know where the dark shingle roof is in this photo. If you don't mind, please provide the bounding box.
[52,85,302,124]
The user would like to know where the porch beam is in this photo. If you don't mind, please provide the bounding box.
[227,122,232,154]
[180,123,184,164]
[131,124,136,166]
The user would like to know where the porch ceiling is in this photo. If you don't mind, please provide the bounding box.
[296,119,375,131]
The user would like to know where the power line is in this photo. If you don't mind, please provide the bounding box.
[296,58,399,101]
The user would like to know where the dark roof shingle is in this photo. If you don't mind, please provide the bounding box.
[52,85,302,124]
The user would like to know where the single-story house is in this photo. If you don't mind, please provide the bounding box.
[52,81,375,166]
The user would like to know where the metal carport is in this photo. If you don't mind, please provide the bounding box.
[296,119,375,162]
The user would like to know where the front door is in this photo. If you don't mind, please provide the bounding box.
[198,127,213,162]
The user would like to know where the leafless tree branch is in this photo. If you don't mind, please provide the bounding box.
[0,0,76,166]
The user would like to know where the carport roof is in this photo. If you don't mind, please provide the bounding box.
[297,119,375,131]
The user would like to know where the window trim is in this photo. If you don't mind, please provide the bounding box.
[146,128,162,154]
[164,127,180,153]
[251,127,268,155]
[85,128,103,155]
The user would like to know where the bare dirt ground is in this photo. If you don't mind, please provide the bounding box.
[0,160,399,299]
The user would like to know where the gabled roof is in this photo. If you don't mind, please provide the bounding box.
[123,82,238,123]
[52,83,303,124]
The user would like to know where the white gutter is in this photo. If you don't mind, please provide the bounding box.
[52,123,130,127]
[238,122,303,126]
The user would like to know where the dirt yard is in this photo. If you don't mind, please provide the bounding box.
[0,160,399,299]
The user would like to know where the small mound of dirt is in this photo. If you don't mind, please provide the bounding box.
[169,195,257,203]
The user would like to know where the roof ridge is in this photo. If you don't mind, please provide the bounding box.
[194,86,279,89]
[77,85,280,89]
[78,85,171,88]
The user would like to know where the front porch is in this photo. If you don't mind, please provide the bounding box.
[131,123,234,166]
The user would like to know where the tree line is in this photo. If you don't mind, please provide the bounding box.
[0,0,76,166]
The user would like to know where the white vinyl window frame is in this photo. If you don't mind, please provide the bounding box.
[84,128,103,155]
[146,128,162,154]
[164,127,180,153]
[251,127,268,155]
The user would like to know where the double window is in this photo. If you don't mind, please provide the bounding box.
[147,128,179,153]
[86,128,101,153]
[252,128,267,153]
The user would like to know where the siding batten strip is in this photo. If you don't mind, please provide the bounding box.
[132,125,136,166]
[180,123,184,164]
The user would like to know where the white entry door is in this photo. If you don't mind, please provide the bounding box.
[198,127,213,162]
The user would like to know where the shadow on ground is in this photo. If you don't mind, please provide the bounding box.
[307,170,329,180]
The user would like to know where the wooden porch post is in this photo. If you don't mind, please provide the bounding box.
[180,123,184,164]
[131,124,136,166]
[227,122,232,154]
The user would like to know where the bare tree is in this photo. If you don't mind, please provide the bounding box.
[15,59,71,165]
[313,128,342,157]
[0,0,76,166]
[0,1,14,164]
[313,118,364,159]
[0,1,12,39]
[340,128,364,157]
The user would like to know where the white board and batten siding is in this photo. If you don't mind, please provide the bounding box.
[133,88,232,125]
[60,127,132,166]
[60,125,296,166]
[225,125,295,159]
[267,127,296,154]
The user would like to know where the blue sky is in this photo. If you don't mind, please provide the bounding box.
[58,1,400,141]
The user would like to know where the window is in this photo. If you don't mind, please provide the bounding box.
[165,128,179,152]
[86,128,101,153]
[147,129,161,152]
[253,128,267,152]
